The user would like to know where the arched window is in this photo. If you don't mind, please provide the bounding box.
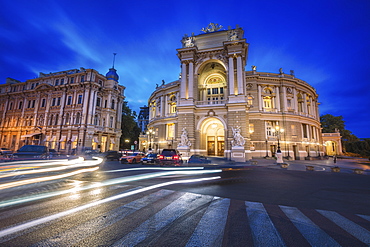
[94,115,99,125]
[65,113,70,125]
[49,115,54,126]
[169,95,177,114]
[55,114,59,125]
[247,95,253,106]
[110,116,114,128]
[76,112,81,124]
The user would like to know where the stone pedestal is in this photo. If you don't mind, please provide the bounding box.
[231,146,245,162]
[178,146,190,162]
[276,151,284,164]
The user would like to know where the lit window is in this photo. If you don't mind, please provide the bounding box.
[263,96,272,108]
[167,123,175,138]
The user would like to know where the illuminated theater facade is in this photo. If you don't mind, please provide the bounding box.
[145,24,324,161]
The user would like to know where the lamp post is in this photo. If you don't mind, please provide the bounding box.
[265,139,269,158]
[273,125,284,163]
[124,139,130,149]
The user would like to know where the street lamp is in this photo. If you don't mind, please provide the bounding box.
[273,125,284,163]
[124,139,130,149]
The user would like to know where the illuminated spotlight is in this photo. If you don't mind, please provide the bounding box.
[0,169,221,208]
[0,176,220,238]
[0,166,99,190]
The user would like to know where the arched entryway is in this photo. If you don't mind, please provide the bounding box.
[200,118,225,156]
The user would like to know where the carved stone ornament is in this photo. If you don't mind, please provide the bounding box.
[231,126,245,147]
[181,34,195,48]
[227,30,239,41]
[178,127,191,147]
[201,23,223,33]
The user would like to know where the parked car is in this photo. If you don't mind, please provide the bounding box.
[120,152,145,164]
[0,148,12,155]
[49,149,61,157]
[12,145,50,160]
[188,154,211,164]
[158,149,183,166]
[141,153,158,165]
[104,151,122,161]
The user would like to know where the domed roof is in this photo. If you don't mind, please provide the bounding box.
[106,68,119,81]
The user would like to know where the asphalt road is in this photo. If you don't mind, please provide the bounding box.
[0,157,369,246]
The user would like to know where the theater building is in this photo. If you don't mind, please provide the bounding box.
[146,23,324,161]
[0,67,125,153]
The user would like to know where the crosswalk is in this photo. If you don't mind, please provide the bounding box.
[0,186,369,246]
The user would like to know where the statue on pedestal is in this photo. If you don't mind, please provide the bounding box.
[178,127,191,147]
[231,126,245,147]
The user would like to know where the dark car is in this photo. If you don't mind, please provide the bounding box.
[12,145,50,160]
[105,151,122,161]
[141,153,158,165]
[188,154,211,164]
[49,149,61,157]
[158,149,183,166]
[0,148,12,155]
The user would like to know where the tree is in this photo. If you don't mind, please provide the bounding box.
[320,114,358,142]
[120,101,141,150]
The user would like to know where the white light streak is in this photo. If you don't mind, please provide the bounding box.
[0,169,222,208]
[0,176,220,238]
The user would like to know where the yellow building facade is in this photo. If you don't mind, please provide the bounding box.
[0,67,125,154]
[146,24,324,161]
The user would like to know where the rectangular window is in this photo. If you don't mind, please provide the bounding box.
[32,100,35,108]
[302,124,308,138]
[67,96,72,105]
[60,79,64,85]
[52,98,56,106]
[77,95,83,104]
[220,87,224,94]
[80,75,85,82]
[167,123,175,138]
[55,79,59,86]
[104,100,107,108]
[249,123,254,134]
[207,88,211,95]
[41,98,46,107]
[96,97,101,107]
[212,88,219,94]
[18,101,23,109]
[31,83,35,89]
[28,100,31,108]
[70,77,74,83]
[57,97,61,106]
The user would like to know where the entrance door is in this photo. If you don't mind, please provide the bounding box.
[207,136,215,155]
[217,141,224,156]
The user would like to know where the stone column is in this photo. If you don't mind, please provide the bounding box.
[303,93,308,114]
[236,56,244,95]
[275,86,280,112]
[188,62,194,99]
[293,88,297,114]
[258,85,262,111]
[282,86,287,112]
[180,62,187,99]
[228,56,235,96]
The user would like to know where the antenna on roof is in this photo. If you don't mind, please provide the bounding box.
[112,53,117,68]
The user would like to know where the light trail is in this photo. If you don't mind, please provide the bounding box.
[0,176,221,238]
[0,166,100,190]
[0,169,222,208]
[0,157,102,179]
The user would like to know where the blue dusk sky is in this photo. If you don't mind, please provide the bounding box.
[1,0,369,137]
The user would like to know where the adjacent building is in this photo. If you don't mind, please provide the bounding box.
[0,67,125,154]
[145,23,325,161]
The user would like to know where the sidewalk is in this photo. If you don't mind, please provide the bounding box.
[205,156,370,175]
